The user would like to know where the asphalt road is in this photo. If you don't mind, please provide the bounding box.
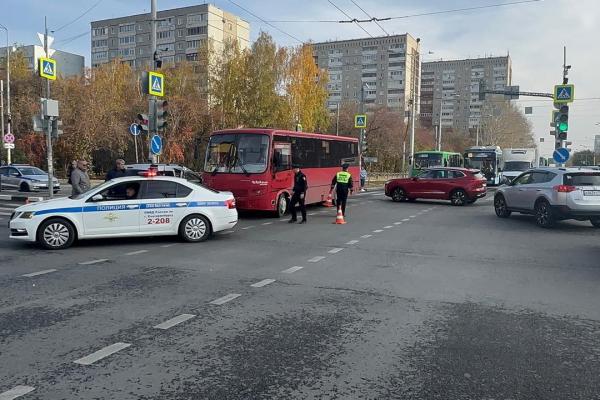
[0,191,599,399]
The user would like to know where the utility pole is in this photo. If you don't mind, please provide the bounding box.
[44,17,54,198]
[0,23,12,164]
[1,80,4,161]
[359,84,365,158]
[149,0,157,163]
[409,50,418,175]
[336,102,340,136]
[437,97,442,151]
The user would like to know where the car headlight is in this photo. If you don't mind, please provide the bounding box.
[19,211,35,219]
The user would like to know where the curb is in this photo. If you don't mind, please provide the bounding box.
[0,194,44,203]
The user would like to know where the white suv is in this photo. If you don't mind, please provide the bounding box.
[494,167,600,228]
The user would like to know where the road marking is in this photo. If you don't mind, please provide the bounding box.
[402,218,410,222]
[0,212,12,216]
[281,266,303,274]
[262,222,273,225]
[0,206,16,211]
[279,218,288,222]
[0,386,36,400]
[346,240,359,245]
[308,212,316,216]
[393,222,402,225]
[221,230,235,234]
[160,244,176,248]
[21,269,57,278]
[360,234,372,238]
[209,293,241,305]
[373,229,383,233]
[78,259,108,265]
[250,278,276,288]
[328,248,343,254]
[241,226,255,230]
[308,256,326,263]
[409,215,416,218]
[124,250,148,256]
[153,314,196,330]
[383,225,393,229]
[73,342,131,365]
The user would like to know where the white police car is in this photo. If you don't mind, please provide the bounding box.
[9,175,237,249]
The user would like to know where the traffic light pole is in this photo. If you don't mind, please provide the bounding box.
[44,17,54,199]
[559,46,568,167]
[149,0,157,164]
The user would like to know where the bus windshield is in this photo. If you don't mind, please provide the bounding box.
[414,153,442,169]
[465,153,496,169]
[204,134,270,174]
[504,161,531,171]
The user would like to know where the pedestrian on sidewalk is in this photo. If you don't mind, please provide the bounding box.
[331,163,353,217]
[360,167,367,192]
[288,164,308,224]
[71,160,91,196]
[105,158,126,181]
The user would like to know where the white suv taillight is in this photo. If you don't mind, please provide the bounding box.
[226,198,236,209]
[553,185,576,193]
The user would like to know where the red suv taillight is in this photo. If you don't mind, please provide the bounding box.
[553,185,576,193]
[226,198,236,209]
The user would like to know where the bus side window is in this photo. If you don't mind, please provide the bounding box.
[273,144,291,172]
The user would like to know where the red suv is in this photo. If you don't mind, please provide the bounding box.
[385,168,487,206]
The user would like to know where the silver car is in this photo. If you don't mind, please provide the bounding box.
[0,165,60,192]
[494,167,600,228]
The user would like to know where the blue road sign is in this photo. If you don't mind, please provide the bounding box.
[150,135,162,155]
[553,84,574,104]
[553,147,570,164]
[129,123,141,136]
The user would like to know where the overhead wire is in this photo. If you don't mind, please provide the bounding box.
[349,0,389,36]
[327,0,374,38]
[53,0,104,33]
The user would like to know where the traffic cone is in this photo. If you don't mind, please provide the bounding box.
[324,191,334,207]
[333,206,346,225]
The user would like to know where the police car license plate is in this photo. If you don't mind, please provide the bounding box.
[583,190,600,196]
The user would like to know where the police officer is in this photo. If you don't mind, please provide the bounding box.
[331,163,353,217]
[289,164,308,224]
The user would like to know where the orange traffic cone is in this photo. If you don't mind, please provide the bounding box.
[333,206,346,225]
[324,191,334,207]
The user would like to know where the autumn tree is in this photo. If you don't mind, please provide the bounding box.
[480,101,534,148]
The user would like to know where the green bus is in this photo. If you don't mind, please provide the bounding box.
[411,151,463,176]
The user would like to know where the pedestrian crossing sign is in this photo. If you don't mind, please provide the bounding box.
[148,71,165,97]
[355,114,367,129]
[553,84,574,104]
[39,57,57,80]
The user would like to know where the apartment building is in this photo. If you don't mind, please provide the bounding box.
[313,34,421,114]
[420,56,512,133]
[0,45,84,77]
[90,4,249,68]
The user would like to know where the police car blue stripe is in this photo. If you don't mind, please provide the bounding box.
[33,201,227,216]
[35,207,84,215]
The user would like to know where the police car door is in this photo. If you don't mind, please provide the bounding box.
[83,180,142,236]
[139,180,187,233]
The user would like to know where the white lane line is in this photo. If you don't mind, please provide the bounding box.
[308,212,317,216]
[0,206,17,211]
[373,229,383,233]
[383,225,393,229]
[153,314,196,330]
[279,218,288,222]
[78,259,108,265]
[124,250,148,256]
[262,222,273,225]
[250,278,276,288]
[281,266,303,274]
[0,212,12,216]
[241,226,255,230]
[346,240,359,245]
[308,256,326,263]
[209,293,241,305]
[221,230,235,235]
[393,222,402,225]
[0,385,36,400]
[328,248,344,254]
[21,269,57,278]
[409,215,417,218]
[360,234,372,238]
[73,342,131,365]
[160,244,176,248]
[402,218,410,222]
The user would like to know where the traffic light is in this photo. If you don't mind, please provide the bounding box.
[51,119,63,138]
[361,131,368,153]
[136,113,149,132]
[155,100,168,131]
[556,104,569,140]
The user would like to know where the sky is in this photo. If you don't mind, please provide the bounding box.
[2,0,599,157]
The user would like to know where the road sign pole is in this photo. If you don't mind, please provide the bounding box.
[44,17,54,198]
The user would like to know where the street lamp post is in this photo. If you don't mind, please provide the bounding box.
[0,23,11,164]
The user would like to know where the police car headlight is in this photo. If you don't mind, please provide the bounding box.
[19,211,35,219]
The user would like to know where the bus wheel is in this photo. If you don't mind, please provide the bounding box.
[276,194,288,218]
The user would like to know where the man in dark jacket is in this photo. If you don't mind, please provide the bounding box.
[288,165,308,224]
[331,163,353,217]
[105,159,126,181]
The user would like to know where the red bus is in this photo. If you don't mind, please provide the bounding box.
[202,129,359,216]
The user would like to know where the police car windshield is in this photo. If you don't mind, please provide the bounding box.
[69,180,114,200]
[18,167,46,175]
[204,134,269,174]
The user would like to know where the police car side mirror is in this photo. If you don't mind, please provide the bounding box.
[91,194,104,202]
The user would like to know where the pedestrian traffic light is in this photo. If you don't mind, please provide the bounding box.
[51,119,63,138]
[155,100,168,131]
[556,104,569,140]
[136,113,149,132]
[361,131,368,153]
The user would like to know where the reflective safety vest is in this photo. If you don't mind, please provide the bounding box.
[336,171,352,184]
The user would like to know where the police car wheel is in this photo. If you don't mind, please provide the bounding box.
[37,218,76,250]
[20,182,30,192]
[180,215,211,242]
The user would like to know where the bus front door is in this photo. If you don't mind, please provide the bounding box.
[272,142,293,200]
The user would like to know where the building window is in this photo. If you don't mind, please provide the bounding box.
[187,13,203,25]
[177,29,185,37]
[178,17,183,25]
[92,51,108,61]
[92,27,107,36]
[92,39,108,48]
[158,18,174,28]
[157,31,172,40]
[187,26,207,36]
[119,24,135,33]
[186,53,198,61]
[178,42,184,50]
[118,48,135,57]
[119,35,135,45]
